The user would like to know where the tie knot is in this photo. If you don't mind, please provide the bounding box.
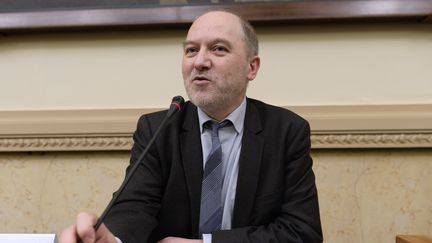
[204,120,232,137]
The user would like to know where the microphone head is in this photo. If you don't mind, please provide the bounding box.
[167,96,185,118]
[171,96,185,111]
[171,96,185,110]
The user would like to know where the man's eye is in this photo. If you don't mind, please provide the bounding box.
[213,46,228,53]
[185,47,198,55]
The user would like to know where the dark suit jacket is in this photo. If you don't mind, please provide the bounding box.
[105,98,323,243]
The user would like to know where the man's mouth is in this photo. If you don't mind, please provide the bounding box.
[192,76,211,84]
[193,76,210,81]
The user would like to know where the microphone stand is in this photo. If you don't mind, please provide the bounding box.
[93,96,184,230]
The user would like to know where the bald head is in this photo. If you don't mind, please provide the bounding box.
[189,11,259,59]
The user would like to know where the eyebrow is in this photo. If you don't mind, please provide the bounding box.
[183,38,233,49]
[182,40,194,47]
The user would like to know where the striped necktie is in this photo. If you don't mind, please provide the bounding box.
[199,120,232,235]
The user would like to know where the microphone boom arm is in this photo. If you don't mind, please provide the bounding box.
[94,96,184,230]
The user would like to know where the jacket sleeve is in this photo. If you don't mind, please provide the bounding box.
[213,120,323,243]
[104,114,163,243]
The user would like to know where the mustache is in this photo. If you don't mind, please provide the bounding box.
[189,71,214,81]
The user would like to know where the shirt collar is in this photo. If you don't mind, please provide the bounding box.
[197,97,247,134]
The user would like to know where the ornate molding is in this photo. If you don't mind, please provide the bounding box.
[312,133,432,149]
[1,105,432,151]
[0,136,133,152]
[1,133,432,151]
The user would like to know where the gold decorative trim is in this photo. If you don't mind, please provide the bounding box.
[1,133,432,151]
[312,133,432,149]
[0,136,133,152]
[1,104,431,151]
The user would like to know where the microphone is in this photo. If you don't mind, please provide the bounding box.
[94,96,185,230]
[167,95,186,118]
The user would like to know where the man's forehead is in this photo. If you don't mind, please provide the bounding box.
[186,27,239,41]
[186,13,243,41]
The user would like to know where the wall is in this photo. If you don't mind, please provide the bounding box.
[0,22,431,242]
[0,150,431,243]
[1,24,431,110]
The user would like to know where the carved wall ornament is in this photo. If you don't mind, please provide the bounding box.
[1,105,431,151]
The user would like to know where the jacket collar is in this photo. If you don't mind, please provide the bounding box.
[232,98,264,227]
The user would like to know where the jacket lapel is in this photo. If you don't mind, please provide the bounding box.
[232,99,264,227]
[179,103,203,238]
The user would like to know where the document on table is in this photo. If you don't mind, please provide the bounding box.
[0,234,56,243]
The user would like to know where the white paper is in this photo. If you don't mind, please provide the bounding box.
[0,234,56,243]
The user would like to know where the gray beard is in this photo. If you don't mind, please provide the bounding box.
[185,81,248,115]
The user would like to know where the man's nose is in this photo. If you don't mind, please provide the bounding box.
[193,50,211,71]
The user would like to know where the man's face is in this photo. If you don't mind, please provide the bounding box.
[182,12,256,114]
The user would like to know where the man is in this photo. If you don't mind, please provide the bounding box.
[60,11,322,243]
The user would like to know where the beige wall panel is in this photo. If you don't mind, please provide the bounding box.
[254,25,432,106]
[0,152,129,233]
[1,149,431,243]
[1,24,431,111]
[0,30,187,110]
[315,149,432,243]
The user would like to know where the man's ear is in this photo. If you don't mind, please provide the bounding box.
[247,56,260,81]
